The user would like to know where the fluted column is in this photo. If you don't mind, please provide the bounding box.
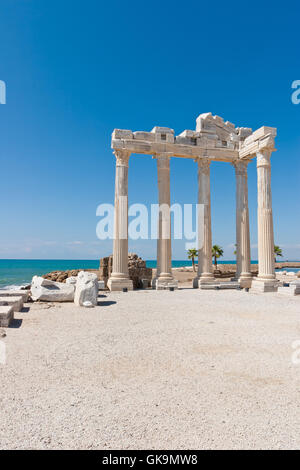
[155,154,177,290]
[194,158,214,287]
[234,160,252,287]
[252,150,277,292]
[107,150,133,291]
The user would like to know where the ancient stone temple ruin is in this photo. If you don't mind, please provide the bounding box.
[107,113,277,293]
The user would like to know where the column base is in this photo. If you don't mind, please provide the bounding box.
[239,273,253,289]
[156,276,178,290]
[251,277,278,293]
[107,277,133,292]
[193,274,215,289]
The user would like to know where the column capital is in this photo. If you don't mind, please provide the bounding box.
[232,159,250,175]
[256,149,272,168]
[196,157,211,173]
[113,150,131,167]
[153,153,171,169]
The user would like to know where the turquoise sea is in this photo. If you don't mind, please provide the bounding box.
[0,259,298,288]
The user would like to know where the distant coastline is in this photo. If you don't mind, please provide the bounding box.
[0,259,299,288]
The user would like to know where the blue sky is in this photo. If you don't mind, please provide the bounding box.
[0,0,299,260]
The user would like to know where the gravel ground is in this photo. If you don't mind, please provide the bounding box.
[0,288,300,450]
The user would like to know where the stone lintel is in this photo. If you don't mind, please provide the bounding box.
[111,138,239,162]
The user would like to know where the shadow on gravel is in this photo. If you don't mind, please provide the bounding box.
[21,307,30,313]
[97,300,117,307]
[9,319,23,328]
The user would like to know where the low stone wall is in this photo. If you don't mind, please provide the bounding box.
[210,262,299,278]
[213,264,258,278]
[100,253,152,289]
[275,261,300,269]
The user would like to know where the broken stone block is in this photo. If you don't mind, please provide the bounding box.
[151,126,175,143]
[278,282,300,296]
[133,131,155,141]
[0,296,23,312]
[31,276,75,302]
[0,290,29,302]
[74,271,99,307]
[112,129,133,140]
[0,306,14,327]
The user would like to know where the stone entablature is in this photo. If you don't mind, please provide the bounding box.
[111,112,276,162]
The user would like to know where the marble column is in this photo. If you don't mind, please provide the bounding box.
[251,150,277,292]
[151,192,162,288]
[194,158,214,288]
[107,150,133,291]
[155,154,178,290]
[234,160,252,288]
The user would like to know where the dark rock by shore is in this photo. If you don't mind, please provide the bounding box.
[43,269,101,283]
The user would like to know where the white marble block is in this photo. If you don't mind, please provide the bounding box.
[0,306,14,327]
[277,282,300,296]
[31,276,75,302]
[0,296,23,312]
[74,271,99,307]
[0,290,29,302]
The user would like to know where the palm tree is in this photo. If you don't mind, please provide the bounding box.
[233,243,237,256]
[212,245,224,267]
[274,245,283,262]
[187,248,198,272]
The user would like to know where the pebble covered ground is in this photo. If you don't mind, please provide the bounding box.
[0,288,299,449]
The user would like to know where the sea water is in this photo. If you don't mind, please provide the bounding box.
[0,259,298,289]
